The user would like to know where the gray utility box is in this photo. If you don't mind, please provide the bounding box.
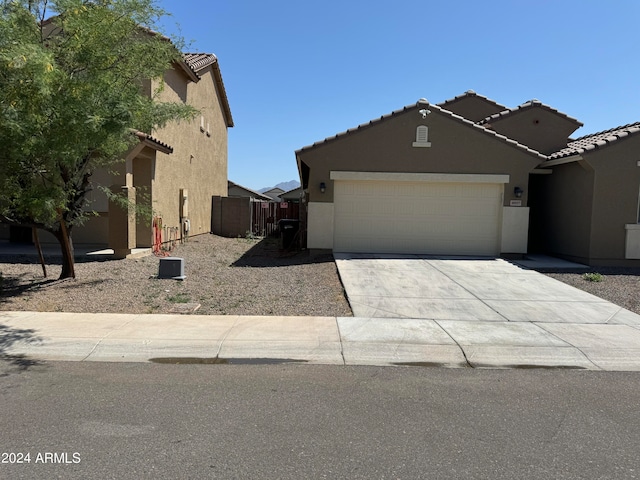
[158,257,186,280]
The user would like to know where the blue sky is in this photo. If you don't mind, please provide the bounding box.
[156,0,639,191]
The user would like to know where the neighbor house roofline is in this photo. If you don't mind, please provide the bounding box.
[295,99,547,160]
[227,180,272,201]
[280,186,303,196]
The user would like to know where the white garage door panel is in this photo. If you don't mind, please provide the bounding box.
[334,181,502,255]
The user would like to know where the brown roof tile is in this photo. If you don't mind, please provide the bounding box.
[183,52,234,128]
[296,100,547,160]
[549,122,640,159]
[134,131,173,154]
[183,53,218,72]
[479,99,583,127]
[438,90,508,111]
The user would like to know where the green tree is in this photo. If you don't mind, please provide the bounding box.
[0,0,197,278]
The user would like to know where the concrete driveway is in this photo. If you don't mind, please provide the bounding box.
[334,253,640,369]
[334,253,637,324]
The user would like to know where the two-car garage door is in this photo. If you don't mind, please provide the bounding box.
[333,179,503,255]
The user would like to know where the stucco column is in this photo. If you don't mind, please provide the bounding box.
[108,185,137,259]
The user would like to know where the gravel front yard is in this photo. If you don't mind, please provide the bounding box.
[546,267,640,315]
[1,234,640,317]
[0,234,353,317]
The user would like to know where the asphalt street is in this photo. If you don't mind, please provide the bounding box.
[1,359,639,479]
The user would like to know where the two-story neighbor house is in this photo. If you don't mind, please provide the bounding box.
[74,52,233,257]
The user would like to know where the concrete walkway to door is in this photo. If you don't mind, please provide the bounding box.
[334,253,640,370]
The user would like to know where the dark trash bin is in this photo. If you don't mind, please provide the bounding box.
[278,219,300,250]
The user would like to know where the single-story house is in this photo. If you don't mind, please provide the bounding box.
[228,181,273,201]
[295,91,640,266]
[279,186,303,202]
[261,187,285,202]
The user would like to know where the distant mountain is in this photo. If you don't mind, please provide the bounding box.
[258,180,300,193]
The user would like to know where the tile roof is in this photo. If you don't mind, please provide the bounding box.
[296,100,547,160]
[134,131,173,154]
[183,52,234,128]
[479,99,583,127]
[438,90,508,111]
[183,53,218,72]
[548,122,640,160]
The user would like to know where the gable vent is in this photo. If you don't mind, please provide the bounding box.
[412,125,431,147]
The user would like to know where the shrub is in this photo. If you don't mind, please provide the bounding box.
[583,272,604,282]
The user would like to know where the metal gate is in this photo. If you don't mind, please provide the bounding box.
[251,200,299,237]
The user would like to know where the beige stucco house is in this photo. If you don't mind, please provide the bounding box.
[73,52,233,257]
[296,91,640,266]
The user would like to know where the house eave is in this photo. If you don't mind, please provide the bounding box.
[134,131,173,154]
[212,62,234,128]
[541,154,584,168]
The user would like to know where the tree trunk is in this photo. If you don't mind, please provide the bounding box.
[51,226,75,279]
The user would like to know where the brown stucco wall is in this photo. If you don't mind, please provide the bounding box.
[587,136,640,263]
[298,107,540,207]
[151,67,229,237]
[540,136,640,265]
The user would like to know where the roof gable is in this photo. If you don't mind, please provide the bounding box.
[479,100,583,155]
[438,90,508,122]
[183,53,234,128]
[479,100,582,128]
[296,99,546,160]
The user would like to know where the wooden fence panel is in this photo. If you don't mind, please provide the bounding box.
[212,197,300,238]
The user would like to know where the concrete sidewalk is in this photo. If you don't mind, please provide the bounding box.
[2,310,640,370]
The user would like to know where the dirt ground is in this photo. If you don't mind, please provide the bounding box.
[0,234,353,317]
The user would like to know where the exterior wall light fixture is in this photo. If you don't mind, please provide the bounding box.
[514,186,523,198]
[320,182,326,193]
